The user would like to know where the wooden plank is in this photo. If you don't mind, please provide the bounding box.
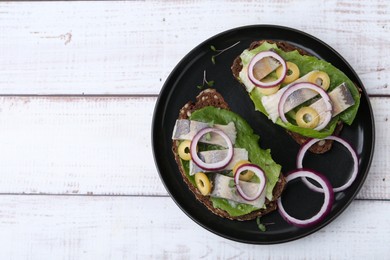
[0,195,388,259]
[0,0,388,95]
[0,96,160,195]
[358,97,389,200]
[0,96,387,199]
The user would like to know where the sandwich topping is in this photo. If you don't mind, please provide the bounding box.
[236,41,360,139]
[212,174,266,208]
[173,119,268,209]
[172,119,237,147]
[234,164,267,202]
[247,50,287,88]
[278,82,333,131]
[172,104,283,218]
[190,127,234,171]
[189,148,248,176]
[230,40,362,227]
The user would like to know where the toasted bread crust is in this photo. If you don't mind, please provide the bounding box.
[231,40,341,154]
[172,89,286,220]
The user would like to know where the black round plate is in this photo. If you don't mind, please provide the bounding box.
[152,25,375,244]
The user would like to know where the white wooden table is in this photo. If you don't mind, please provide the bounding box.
[0,1,389,259]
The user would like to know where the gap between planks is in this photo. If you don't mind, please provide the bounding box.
[0,193,388,202]
[0,95,387,199]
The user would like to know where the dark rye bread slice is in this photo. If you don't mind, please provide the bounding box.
[231,40,343,154]
[172,88,286,221]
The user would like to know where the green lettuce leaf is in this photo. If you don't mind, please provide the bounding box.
[239,42,360,138]
[209,198,260,217]
[185,106,281,217]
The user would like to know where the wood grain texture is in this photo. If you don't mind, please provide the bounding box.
[0,196,388,259]
[0,1,389,257]
[358,97,389,200]
[0,96,158,196]
[0,0,388,95]
[0,96,386,199]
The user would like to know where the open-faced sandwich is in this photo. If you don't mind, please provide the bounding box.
[171,89,285,220]
[231,40,361,153]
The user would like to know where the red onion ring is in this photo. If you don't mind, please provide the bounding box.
[234,164,266,201]
[277,169,334,228]
[297,136,359,193]
[248,51,287,88]
[190,127,234,171]
[278,82,332,131]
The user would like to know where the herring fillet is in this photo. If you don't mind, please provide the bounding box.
[211,174,266,208]
[310,82,355,124]
[189,148,248,176]
[260,87,288,123]
[261,71,324,122]
[262,81,355,123]
[172,120,237,147]
[252,56,281,80]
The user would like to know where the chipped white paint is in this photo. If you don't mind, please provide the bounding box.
[0,0,388,259]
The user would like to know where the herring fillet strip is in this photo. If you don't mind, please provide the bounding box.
[172,120,236,147]
[262,81,354,124]
[211,174,266,208]
[260,87,287,122]
[252,56,281,80]
[262,70,323,122]
[189,148,248,176]
[310,82,355,125]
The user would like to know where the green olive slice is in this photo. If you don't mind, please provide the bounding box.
[296,107,320,128]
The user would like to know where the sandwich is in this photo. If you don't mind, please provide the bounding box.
[231,40,361,153]
[171,88,285,220]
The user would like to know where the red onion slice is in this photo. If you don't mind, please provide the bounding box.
[248,51,287,88]
[297,136,359,193]
[278,82,332,131]
[190,127,234,171]
[277,169,334,228]
[234,164,266,201]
